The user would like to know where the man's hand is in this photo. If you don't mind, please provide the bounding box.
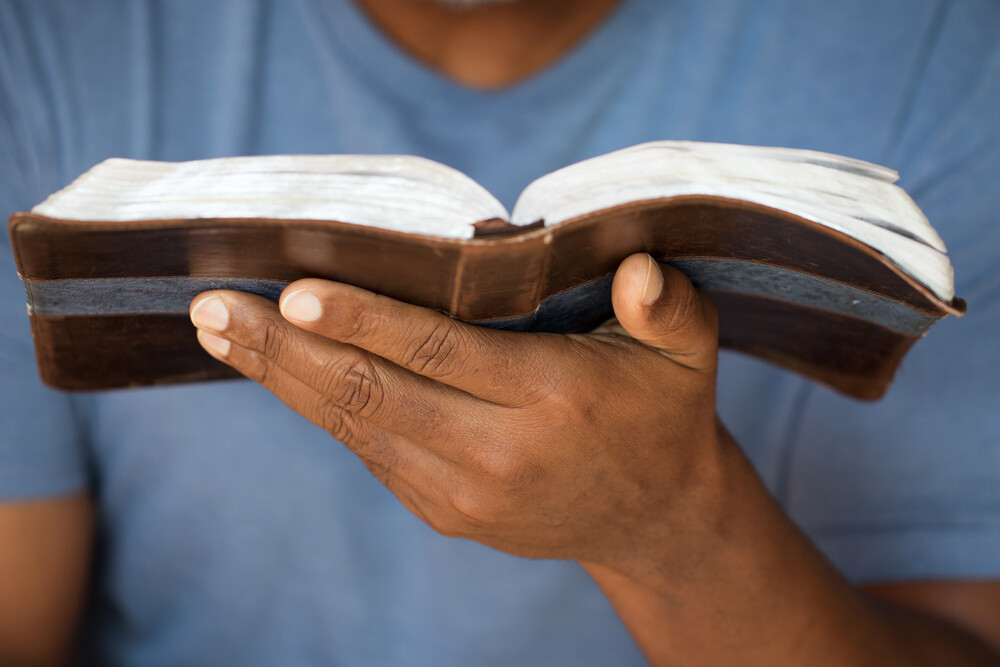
[189,255,1000,665]
[189,253,724,576]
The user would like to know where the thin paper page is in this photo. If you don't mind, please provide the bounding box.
[34,155,510,239]
[510,141,953,301]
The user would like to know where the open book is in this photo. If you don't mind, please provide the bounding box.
[8,141,965,398]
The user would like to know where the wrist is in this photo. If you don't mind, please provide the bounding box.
[584,416,751,593]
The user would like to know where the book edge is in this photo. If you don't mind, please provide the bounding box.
[8,198,965,318]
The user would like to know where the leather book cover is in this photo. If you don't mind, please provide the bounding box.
[8,195,965,399]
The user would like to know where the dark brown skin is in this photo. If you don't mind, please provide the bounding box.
[185,255,1000,666]
[1,2,997,665]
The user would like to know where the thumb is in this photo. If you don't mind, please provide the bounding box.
[611,253,719,370]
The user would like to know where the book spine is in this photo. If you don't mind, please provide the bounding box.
[450,232,552,322]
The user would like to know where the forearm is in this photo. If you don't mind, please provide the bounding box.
[581,428,1000,666]
[0,494,93,667]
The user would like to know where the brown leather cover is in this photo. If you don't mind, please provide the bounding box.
[8,196,965,399]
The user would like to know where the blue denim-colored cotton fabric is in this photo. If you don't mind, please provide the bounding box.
[1,1,999,665]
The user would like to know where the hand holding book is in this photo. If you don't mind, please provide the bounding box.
[187,253,722,571]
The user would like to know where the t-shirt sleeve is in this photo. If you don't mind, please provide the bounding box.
[781,2,1000,584]
[0,9,91,499]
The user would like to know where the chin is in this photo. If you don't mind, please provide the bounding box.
[426,0,519,8]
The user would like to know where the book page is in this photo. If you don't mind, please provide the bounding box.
[511,141,954,301]
[33,155,510,240]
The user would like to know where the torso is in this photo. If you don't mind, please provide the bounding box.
[2,1,997,664]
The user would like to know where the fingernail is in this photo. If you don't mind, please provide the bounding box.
[197,330,230,357]
[281,289,322,322]
[190,296,229,331]
[641,255,663,306]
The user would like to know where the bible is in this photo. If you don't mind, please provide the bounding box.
[7,141,965,399]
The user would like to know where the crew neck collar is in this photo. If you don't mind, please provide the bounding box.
[308,0,644,114]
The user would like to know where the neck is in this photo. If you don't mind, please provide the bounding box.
[354,0,622,89]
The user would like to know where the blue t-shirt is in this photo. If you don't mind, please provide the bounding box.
[2,1,999,665]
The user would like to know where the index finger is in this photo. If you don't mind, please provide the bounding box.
[276,279,540,404]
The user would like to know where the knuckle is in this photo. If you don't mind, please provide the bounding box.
[518,380,576,425]
[327,417,353,445]
[562,391,601,429]
[259,320,289,362]
[343,305,381,345]
[241,348,272,386]
[540,383,574,414]
[446,487,497,529]
[485,452,545,493]
[317,399,355,444]
[324,357,385,418]
[510,355,567,409]
[405,320,462,375]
